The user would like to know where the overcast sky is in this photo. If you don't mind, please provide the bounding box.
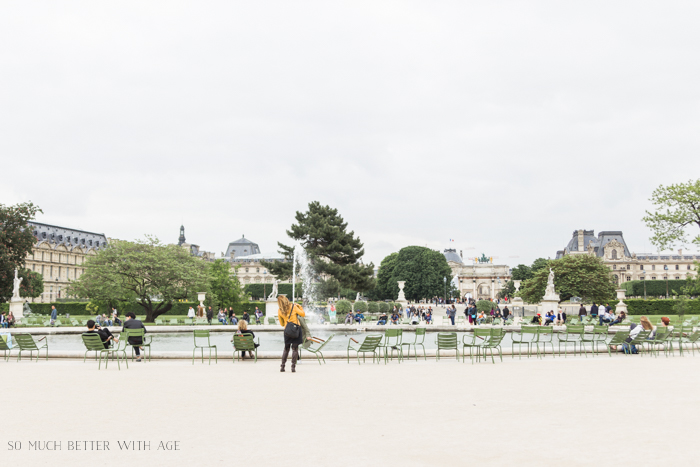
[2,1,699,267]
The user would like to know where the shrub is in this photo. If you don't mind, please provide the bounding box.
[476,300,497,312]
[353,301,368,313]
[378,302,390,313]
[367,302,379,313]
[622,279,688,297]
[611,298,700,315]
[336,300,352,314]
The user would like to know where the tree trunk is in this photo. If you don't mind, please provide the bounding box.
[138,301,174,323]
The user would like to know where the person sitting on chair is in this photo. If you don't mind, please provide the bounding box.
[242,311,251,323]
[122,312,146,362]
[609,311,626,326]
[530,313,542,325]
[544,311,555,326]
[344,312,354,324]
[378,313,388,325]
[85,319,118,349]
[232,319,259,359]
[390,312,399,325]
[217,309,228,325]
[354,312,365,324]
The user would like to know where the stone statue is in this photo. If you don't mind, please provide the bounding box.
[397,281,406,302]
[11,268,22,301]
[355,292,362,302]
[544,268,556,297]
[267,280,279,300]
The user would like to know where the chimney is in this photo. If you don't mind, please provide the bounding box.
[679,249,683,256]
[460,250,463,259]
[578,229,585,252]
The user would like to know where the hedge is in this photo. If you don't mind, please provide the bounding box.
[622,279,689,297]
[336,300,352,314]
[353,301,368,313]
[244,283,303,300]
[476,300,498,312]
[367,302,379,313]
[612,298,700,315]
[14,301,268,317]
[378,302,390,313]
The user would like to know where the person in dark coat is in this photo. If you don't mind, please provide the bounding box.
[122,312,146,362]
[206,306,214,324]
[578,305,587,321]
[590,303,599,318]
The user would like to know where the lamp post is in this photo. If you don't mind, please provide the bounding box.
[664,265,669,298]
[263,270,267,298]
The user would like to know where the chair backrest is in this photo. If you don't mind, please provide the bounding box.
[384,328,402,346]
[565,325,585,335]
[686,331,700,343]
[126,328,145,338]
[437,332,458,348]
[316,334,335,351]
[268,317,276,325]
[359,335,383,351]
[193,329,211,345]
[0,337,11,351]
[609,331,629,344]
[13,334,38,350]
[233,335,255,351]
[632,330,651,342]
[473,328,491,339]
[521,326,539,336]
[81,333,105,351]
[537,327,553,339]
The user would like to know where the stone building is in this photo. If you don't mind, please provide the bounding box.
[177,225,216,261]
[24,222,108,303]
[555,229,699,285]
[443,249,512,300]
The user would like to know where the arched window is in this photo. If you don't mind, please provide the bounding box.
[611,250,618,259]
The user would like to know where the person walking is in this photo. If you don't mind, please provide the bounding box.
[277,295,305,373]
[578,305,587,323]
[50,305,58,326]
[448,305,456,325]
[122,312,147,362]
[590,303,599,320]
[502,306,510,322]
[187,306,195,321]
[206,306,214,324]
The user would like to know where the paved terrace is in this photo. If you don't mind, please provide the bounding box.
[4,355,699,467]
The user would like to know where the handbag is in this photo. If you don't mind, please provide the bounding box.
[284,304,301,339]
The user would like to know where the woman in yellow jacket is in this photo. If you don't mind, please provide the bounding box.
[278,295,305,372]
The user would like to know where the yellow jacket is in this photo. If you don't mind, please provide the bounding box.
[279,303,305,327]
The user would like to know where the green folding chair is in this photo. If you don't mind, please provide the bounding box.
[81,333,128,370]
[535,326,554,358]
[463,328,491,364]
[511,326,538,359]
[192,330,217,364]
[300,334,335,364]
[232,334,258,362]
[401,328,427,361]
[435,332,460,361]
[347,335,382,364]
[14,334,48,361]
[558,325,584,357]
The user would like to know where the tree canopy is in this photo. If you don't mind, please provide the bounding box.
[643,179,700,250]
[262,202,375,291]
[68,237,209,322]
[374,246,452,301]
[0,202,44,302]
[511,264,533,281]
[209,259,246,309]
[518,254,616,304]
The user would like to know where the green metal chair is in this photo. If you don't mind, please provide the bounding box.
[232,334,258,362]
[579,326,601,357]
[592,325,610,355]
[479,328,505,364]
[511,326,538,359]
[268,317,276,325]
[606,331,630,356]
[401,328,427,361]
[462,328,491,364]
[81,333,128,370]
[645,328,672,357]
[624,330,651,355]
[378,329,403,364]
[14,334,48,361]
[155,318,164,325]
[192,330,217,364]
[0,335,13,361]
[680,330,700,356]
[347,335,382,364]
[169,319,178,325]
[300,334,335,364]
[558,325,584,357]
[670,326,694,356]
[435,332,460,361]
[122,328,152,362]
[535,326,555,358]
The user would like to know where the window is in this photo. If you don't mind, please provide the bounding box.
[611,250,618,259]
[652,265,655,270]
[58,266,61,278]
[41,252,44,261]
[675,265,679,270]
[256,268,260,273]
[652,276,656,280]
[627,276,631,281]
[689,265,692,270]
[640,265,644,270]
[676,276,680,280]
[613,265,616,270]
[245,268,249,273]
[626,264,630,270]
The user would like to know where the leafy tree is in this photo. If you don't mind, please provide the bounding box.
[335,299,352,314]
[673,295,691,320]
[497,280,516,299]
[530,258,549,273]
[391,246,453,301]
[682,262,700,296]
[367,302,379,313]
[375,252,399,300]
[476,300,496,312]
[261,202,375,291]
[209,259,245,309]
[68,237,209,322]
[511,264,533,281]
[643,179,700,250]
[0,202,44,302]
[518,254,615,304]
[353,301,368,313]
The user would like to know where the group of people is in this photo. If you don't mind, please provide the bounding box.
[534,306,628,326]
[343,305,435,325]
[188,306,264,326]
[461,300,511,325]
[83,312,148,362]
[0,311,16,328]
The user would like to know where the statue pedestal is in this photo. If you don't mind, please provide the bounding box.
[9,299,23,320]
[265,299,279,324]
[540,293,560,316]
[615,289,628,315]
